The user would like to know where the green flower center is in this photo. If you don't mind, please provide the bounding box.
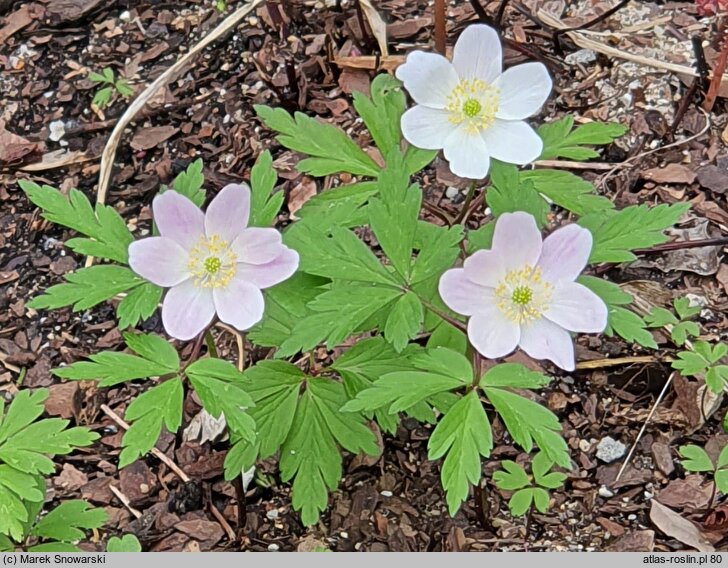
[511,286,533,305]
[204,256,222,274]
[462,98,482,118]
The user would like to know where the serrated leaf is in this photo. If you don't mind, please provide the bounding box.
[119,378,183,467]
[352,73,405,157]
[116,282,162,329]
[671,321,700,347]
[172,158,205,207]
[717,445,728,470]
[185,358,256,442]
[532,452,565,489]
[645,307,679,328]
[679,445,714,472]
[427,322,467,354]
[294,182,378,231]
[508,488,535,516]
[609,306,658,349]
[249,150,284,226]
[466,222,495,255]
[428,391,492,515]
[255,105,380,177]
[579,203,690,263]
[539,116,626,160]
[488,162,549,227]
[32,501,107,543]
[520,169,613,216]
[674,297,701,320]
[411,222,463,286]
[27,265,145,312]
[493,460,530,491]
[20,181,133,263]
[107,534,142,552]
[480,363,551,389]
[383,292,423,352]
[92,86,113,108]
[672,350,709,377]
[54,333,179,387]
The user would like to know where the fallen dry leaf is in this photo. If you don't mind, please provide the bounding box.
[606,530,655,552]
[697,165,728,194]
[359,0,389,56]
[0,120,39,164]
[130,125,179,151]
[642,163,696,185]
[657,474,713,511]
[650,499,715,552]
[0,4,34,44]
[288,176,317,218]
[717,264,728,296]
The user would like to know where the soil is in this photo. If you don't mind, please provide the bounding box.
[1,0,728,553]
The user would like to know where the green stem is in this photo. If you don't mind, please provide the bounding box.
[454,181,478,225]
[419,297,468,335]
[204,330,219,358]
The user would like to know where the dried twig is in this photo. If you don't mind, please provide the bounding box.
[575,355,670,370]
[88,0,266,268]
[109,485,142,519]
[434,0,447,55]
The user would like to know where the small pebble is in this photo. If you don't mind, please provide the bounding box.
[380,490,393,497]
[267,543,279,552]
[564,48,597,65]
[48,120,66,142]
[266,509,279,520]
[598,486,614,498]
[596,436,626,463]
[445,186,459,200]
[119,10,131,21]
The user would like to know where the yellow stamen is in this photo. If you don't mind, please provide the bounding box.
[446,79,500,134]
[188,234,237,288]
[495,265,553,324]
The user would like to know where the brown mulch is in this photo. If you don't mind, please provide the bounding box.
[2,0,728,553]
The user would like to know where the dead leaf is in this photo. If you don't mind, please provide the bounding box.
[297,535,328,552]
[183,409,227,445]
[0,4,34,44]
[657,475,713,511]
[633,220,720,276]
[717,264,728,296]
[650,500,715,552]
[130,125,179,151]
[54,463,88,492]
[642,163,696,185]
[43,0,105,24]
[359,0,389,56]
[20,149,96,171]
[697,165,728,194]
[288,176,317,218]
[606,530,655,551]
[0,120,39,164]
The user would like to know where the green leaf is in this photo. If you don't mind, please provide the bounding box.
[427,322,467,355]
[383,292,424,352]
[706,365,728,394]
[532,451,566,489]
[579,203,690,263]
[28,542,81,553]
[119,378,183,467]
[482,387,570,469]
[609,307,657,349]
[54,332,179,387]
[19,181,134,263]
[172,158,205,207]
[107,534,142,552]
[27,265,145,312]
[403,146,437,175]
[487,162,549,227]
[352,74,405,158]
[578,276,633,306]
[280,377,378,525]
[428,390,492,515]
[294,182,378,231]
[0,490,28,542]
[493,460,530,491]
[411,222,463,286]
[249,150,284,226]
[715,469,728,495]
[32,501,107,543]
[185,358,256,441]
[92,86,113,108]
[520,169,613,216]
[89,70,113,84]
[671,321,700,347]
[539,116,626,161]
[645,307,679,328]
[115,78,134,98]
[466,222,495,255]
[678,445,714,472]
[0,466,44,502]
[116,282,162,329]
[717,445,728,470]
[674,297,701,320]
[508,488,535,516]
[480,363,551,389]
[255,105,380,177]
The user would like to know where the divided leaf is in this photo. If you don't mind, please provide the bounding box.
[539,115,626,160]
[679,445,714,472]
[172,158,206,207]
[249,150,284,227]
[520,169,613,216]
[31,501,107,543]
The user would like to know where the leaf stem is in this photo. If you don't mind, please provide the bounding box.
[419,296,468,335]
[455,181,478,225]
[204,330,219,358]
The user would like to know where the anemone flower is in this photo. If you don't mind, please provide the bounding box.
[129,184,298,340]
[438,212,607,371]
[396,24,552,180]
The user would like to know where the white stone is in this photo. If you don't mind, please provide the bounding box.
[598,486,614,498]
[48,120,66,142]
[267,543,279,552]
[596,436,626,463]
[445,186,459,200]
[119,10,131,21]
[564,49,597,65]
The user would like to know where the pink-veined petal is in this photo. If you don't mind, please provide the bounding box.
[213,277,265,331]
[452,24,502,83]
[128,237,189,287]
[204,183,251,243]
[544,282,608,333]
[462,249,507,288]
[395,51,459,109]
[438,268,492,316]
[231,227,284,265]
[519,317,575,371]
[443,123,491,180]
[153,190,204,251]
[236,247,299,289]
[161,280,215,341]
[468,306,520,359]
[494,62,552,120]
[401,105,457,150]
[538,224,593,284]
[491,212,543,273]
[481,119,543,165]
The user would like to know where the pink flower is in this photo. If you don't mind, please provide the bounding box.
[129,184,298,340]
[438,212,607,371]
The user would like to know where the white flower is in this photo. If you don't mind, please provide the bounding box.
[396,24,552,180]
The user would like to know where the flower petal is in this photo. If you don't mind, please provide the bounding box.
[468,305,520,359]
[452,24,502,83]
[538,224,593,283]
[213,277,265,331]
[438,268,491,316]
[395,51,459,109]
[519,318,575,371]
[494,62,552,120]
[443,123,491,179]
[481,119,543,165]
[153,190,204,251]
[545,282,608,333]
[236,247,299,289]
[401,105,457,150]
[128,237,189,287]
[161,280,215,341]
[231,228,284,265]
[462,249,507,288]
[491,212,543,272]
[204,183,251,243]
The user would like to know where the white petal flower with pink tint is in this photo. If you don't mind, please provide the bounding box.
[438,212,607,371]
[128,184,299,340]
[396,24,552,180]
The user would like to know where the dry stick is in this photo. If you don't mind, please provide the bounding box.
[216,322,246,372]
[552,0,632,48]
[633,236,728,255]
[575,355,670,370]
[494,0,511,29]
[87,0,266,268]
[614,372,676,483]
[467,0,490,24]
[434,0,447,56]
[208,496,236,542]
[109,485,142,519]
[704,31,728,112]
